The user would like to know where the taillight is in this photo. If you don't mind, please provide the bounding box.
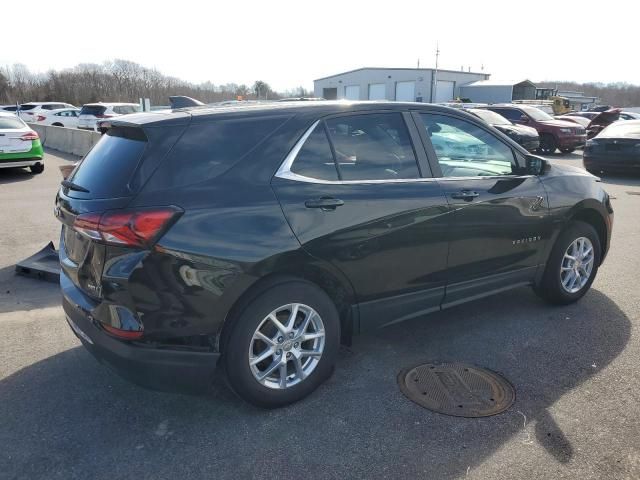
[102,324,144,340]
[73,207,182,248]
[36,115,46,122]
[20,131,39,141]
[95,114,114,119]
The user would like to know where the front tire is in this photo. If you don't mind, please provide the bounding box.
[537,134,558,155]
[223,280,340,408]
[30,163,44,174]
[560,147,575,154]
[535,221,601,305]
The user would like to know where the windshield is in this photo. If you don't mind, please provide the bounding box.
[471,109,512,126]
[598,121,640,139]
[520,106,553,121]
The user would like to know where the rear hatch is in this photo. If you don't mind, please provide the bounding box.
[78,105,107,129]
[0,116,32,154]
[56,121,186,298]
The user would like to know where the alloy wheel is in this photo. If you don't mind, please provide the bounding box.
[560,237,595,293]
[248,303,325,389]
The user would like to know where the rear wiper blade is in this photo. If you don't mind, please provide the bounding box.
[61,180,90,193]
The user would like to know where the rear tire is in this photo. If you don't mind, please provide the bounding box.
[537,134,557,155]
[223,280,340,408]
[559,147,575,154]
[30,163,44,174]
[52,122,63,127]
[535,221,601,305]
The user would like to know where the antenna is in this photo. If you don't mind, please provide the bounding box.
[417,58,420,69]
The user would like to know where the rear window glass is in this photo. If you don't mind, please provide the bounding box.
[113,105,141,115]
[2,106,18,112]
[68,127,147,198]
[147,115,289,190]
[19,104,36,111]
[42,104,65,110]
[0,117,25,129]
[80,105,107,116]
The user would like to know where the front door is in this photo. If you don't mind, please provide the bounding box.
[272,111,450,331]
[415,111,552,307]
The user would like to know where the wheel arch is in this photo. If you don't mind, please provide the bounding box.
[569,207,608,262]
[217,259,357,354]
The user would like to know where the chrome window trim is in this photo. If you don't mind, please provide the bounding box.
[274,120,535,185]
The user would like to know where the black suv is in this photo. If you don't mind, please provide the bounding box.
[56,102,613,408]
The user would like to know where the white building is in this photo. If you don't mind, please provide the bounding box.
[313,67,490,103]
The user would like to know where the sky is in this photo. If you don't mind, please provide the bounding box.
[2,0,639,91]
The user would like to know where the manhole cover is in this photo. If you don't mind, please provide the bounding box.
[398,362,515,417]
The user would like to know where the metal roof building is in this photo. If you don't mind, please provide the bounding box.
[459,79,537,104]
[313,67,490,103]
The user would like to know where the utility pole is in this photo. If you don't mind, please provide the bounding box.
[431,42,440,103]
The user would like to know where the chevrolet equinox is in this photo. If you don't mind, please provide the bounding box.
[56,102,613,408]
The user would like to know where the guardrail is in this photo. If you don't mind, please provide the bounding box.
[29,124,101,157]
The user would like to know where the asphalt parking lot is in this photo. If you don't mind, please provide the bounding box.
[1,150,639,480]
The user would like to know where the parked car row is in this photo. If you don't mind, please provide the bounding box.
[0,101,141,131]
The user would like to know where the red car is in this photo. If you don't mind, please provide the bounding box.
[483,104,587,154]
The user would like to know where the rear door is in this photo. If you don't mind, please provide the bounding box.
[272,111,450,331]
[415,111,552,306]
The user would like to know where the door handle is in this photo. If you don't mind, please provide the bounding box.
[450,190,480,201]
[305,197,345,210]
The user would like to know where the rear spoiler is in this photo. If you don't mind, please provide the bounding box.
[169,96,204,109]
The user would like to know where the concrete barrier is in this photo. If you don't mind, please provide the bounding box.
[30,124,101,157]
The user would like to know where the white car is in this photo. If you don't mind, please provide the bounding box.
[0,112,44,173]
[18,102,76,122]
[35,108,81,128]
[78,103,141,131]
[619,111,640,121]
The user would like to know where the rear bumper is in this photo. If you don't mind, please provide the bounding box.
[0,158,43,168]
[583,155,640,173]
[61,270,220,394]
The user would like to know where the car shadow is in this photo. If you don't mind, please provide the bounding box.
[0,265,61,314]
[599,173,640,188]
[0,288,630,479]
[0,166,36,185]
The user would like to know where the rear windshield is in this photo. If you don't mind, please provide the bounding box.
[19,104,36,111]
[41,104,66,110]
[2,106,18,112]
[68,127,147,198]
[113,105,141,115]
[80,105,107,116]
[0,117,25,129]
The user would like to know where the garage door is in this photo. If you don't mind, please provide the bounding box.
[344,85,360,100]
[368,83,386,100]
[395,81,415,102]
[435,80,455,103]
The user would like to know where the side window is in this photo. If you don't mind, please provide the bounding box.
[291,126,339,181]
[325,113,419,181]
[420,113,517,178]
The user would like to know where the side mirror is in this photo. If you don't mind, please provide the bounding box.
[525,155,546,175]
[520,115,529,123]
